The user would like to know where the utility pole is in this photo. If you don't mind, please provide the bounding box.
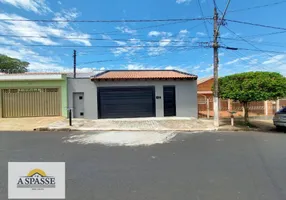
[213,6,219,127]
[73,49,77,78]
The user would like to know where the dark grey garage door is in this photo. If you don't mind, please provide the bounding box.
[98,87,155,119]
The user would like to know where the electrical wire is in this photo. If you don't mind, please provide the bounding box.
[0,17,212,23]
[228,0,286,13]
[223,25,286,54]
[0,43,209,48]
[0,34,211,44]
[219,40,274,71]
[219,37,286,48]
[225,19,286,31]
[197,0,211,40]
[78,46,203,66]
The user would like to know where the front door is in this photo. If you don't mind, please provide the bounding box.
[163,86,176,116]
[73,92,84,118]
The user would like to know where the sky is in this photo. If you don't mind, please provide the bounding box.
[0,0,285,78]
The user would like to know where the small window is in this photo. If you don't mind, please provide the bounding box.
[80,112,84,116]
[79,96,83,100]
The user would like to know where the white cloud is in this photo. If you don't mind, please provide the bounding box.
[57,1,62,5]
[129,38,140,44]
[112,45,143,56]
[252,37,263,43]
[52,8,79,28]
[114,40,127,46]
[116,26,137,34]
[200,65,213,73]
[148,31,172,37]
[148,47,166,56]
[220,32,231,38]
[165,66,174,70]
[196,32,206,36]
[176,0,191,4]
[100,67,105,71]
[148,31,160,37]
[76,68,96,73]
[0,13,91,46]
[159,39,171,46]
[0,0,51,14]
[225,58,240,65]
[0,46,69,72]
[164,65,189,72]
[262,55,285,65]
[0,36,21,45]
[126,64,146,70]
[249,59,258,65]
[179,29,188,35]
[101,34,112,40]
[125,64,161,70]
[218,52,225,57]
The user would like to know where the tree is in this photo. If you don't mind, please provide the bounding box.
[218,72,286,123]
[0,54,29,73]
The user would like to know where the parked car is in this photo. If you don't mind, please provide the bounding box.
[273,107,286,130]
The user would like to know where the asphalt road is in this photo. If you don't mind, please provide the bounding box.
[1,131,286,200]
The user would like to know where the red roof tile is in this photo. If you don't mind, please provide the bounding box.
[91,70,197,80]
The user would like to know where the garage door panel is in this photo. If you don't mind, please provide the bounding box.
[1,88,61,118]
[98,87,155,119]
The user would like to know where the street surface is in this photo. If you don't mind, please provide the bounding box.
[1,131,286,200]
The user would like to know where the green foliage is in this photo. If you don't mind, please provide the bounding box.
[218,71,286,103]
[0,54,29,73]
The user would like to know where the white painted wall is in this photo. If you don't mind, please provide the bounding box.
[68,78,197,119]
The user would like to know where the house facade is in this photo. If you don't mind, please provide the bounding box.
[0,73,67,118]
[68,70,198,119]
[197,76,286,118]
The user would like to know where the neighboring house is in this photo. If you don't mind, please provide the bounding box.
[197,76,213,101]
[68,70,198,119]
[197,76,286,117]
[0,73,67,118]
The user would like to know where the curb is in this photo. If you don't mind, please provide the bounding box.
[34,127,263,132]
[34,127,218,132]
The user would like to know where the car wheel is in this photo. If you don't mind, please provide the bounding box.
[276,126,284,131]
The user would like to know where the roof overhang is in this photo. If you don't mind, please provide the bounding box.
[198,91,213,94]
[91,77,197,81]
[0,74,65,81]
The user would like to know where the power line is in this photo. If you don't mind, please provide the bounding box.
[225,19,286,31]
[78,46,203,66]
[229,0,286,13]
[0,43,207,48]
[220,41,275,71]
[223,25,286,54]
[217,0,231,32]
[0,34,211,44]
[220,37,286,48]
[197,0,211,40]
[86,20,191,36]
[222,46,286,54]
[239,30,286,38]
[0,17,212,23]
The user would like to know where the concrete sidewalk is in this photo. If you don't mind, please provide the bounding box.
[36,117,216,132]
[218,119,276,132]
[0,117,64,131]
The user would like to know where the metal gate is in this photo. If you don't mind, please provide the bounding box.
[98,86,155,119]
[1,88,61,118]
